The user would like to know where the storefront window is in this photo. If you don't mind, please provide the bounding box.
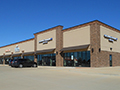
[24,55,34,61]
[14,56,21,59]
[37,54,56,66]
[63,51,90,67]
[0,58,3,64]
[5,57,11,64]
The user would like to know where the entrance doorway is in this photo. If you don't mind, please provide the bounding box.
[42,56,56,66]
[63,51,90,67]
[5,57,11,64]
[37,54,56,66]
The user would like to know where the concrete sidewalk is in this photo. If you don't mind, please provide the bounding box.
[69,67,120,76]
[37,66,120,76]
[1,64,120,76]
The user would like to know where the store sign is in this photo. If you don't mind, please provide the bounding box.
[104,34,118,42]
[15,45,20,52]
[39,38,53,44]
[5,49,11,53]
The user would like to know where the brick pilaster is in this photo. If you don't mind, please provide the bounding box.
[34,35,37,63]
[90,22,100,67]
[3,53,5,65]
[56,26,63,66]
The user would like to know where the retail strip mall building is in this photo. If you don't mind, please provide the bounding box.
[0,20,120,67]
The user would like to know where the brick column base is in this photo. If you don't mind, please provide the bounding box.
[34,55,37,63]
[3,59,5,65]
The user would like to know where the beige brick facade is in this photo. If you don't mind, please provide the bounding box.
[90,22,120,67]
[0,20,120,67]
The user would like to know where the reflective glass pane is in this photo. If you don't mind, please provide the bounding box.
[37,54,56,66]
[24,55,34,61]
[110,55,112,66]
[14,56,21,59]
[0,58,3,64]
[64,51,90,67]
[5,57,11,64]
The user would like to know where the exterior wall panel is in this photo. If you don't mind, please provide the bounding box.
[0,39,34,55]
[63,25,90,48]
[100,26,120,53]
[37,29,56,51]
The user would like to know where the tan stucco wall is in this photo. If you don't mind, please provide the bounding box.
[100,26,120,53]
[63,25,90,48]
[37,29,56,51]
[0,39,34,55]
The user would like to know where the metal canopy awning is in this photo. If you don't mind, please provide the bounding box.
[12,53,22,56]
[4,54,11,57]
[0,55,3,57]
[61,44,90,51]
[36,48,55,54]
[23,52,34,55]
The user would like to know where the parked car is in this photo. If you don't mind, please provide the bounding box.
[9,59,13,66]
[11,59,37,68]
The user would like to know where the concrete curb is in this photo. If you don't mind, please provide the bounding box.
[0,65,9,66]
[38,66,76,69]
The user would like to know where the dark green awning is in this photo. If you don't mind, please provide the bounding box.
[61,44,89,51]
[23,52,34,55]
[36,48,55,54]
[12,53,22,57]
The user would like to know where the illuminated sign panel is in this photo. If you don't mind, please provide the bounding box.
[5,49,11,53]
[104,34,118,42]
[39,38,53,44]
[15,45,20,52]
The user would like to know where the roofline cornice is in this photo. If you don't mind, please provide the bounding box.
[0,38,34,49]
[62,20,120,33]
[34,25,63,35]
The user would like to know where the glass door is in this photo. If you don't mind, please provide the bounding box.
[42,56,56,66]
[110,55,112,66]
[42,56,50,66]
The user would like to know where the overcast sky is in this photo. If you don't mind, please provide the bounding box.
[0,0,120,47]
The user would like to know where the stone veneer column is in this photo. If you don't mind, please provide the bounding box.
[90,22,101,67]
[56,26,63,66]
[11,52,13,59]
[34,35,37,63]
[21,51,24,59]
[3,53,5,65]
[112,52,120,66]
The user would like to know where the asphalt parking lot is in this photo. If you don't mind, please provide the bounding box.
[0,65,120,90]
